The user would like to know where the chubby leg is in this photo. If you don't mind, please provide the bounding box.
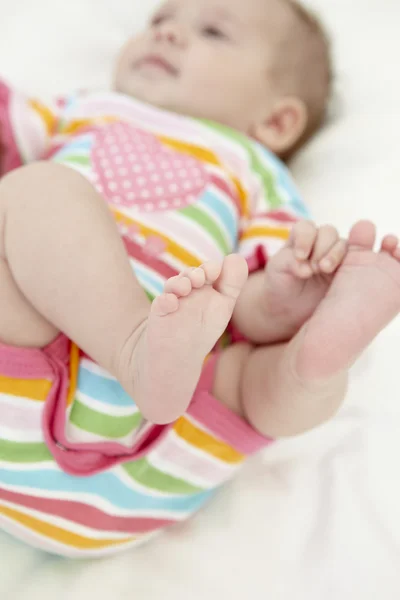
[0,163,248,424]
[0,162,150,358]
[213,222,400,438]
[213,341,347,438]
[0,254,59,348]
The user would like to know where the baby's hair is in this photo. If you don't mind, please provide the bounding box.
[274,0,333,156]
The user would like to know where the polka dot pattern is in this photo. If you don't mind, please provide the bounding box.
[91,123,209,212]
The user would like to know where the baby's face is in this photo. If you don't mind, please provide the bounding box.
[115,0,291,134]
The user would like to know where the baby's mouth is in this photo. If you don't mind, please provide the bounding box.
[135,54,179,76]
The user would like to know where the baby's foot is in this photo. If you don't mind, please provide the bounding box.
[295,221,400,380]
[133,255,248,423]
[264,220,347,329]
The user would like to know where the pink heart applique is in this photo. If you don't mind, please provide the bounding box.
[91,122,209,212]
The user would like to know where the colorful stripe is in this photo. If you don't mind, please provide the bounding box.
[0,503,134,551]
[29,99,58,135]
[122,458,204,495]
[0,488,173,534]
[200,120,284,209]
[77,367,135,408]
[114,210,203,268]
[69,399,141,439]
[174,417,244,465]
[0,468,213,512]
[178,205,230,254]
[0,375,51,401]
[0,440,52,463]
[241,225,291,242]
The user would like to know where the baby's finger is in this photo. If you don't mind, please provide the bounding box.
[290,220,318,260]
[310,225,339,268]
[319,239,348,273]
[291,260,314,279]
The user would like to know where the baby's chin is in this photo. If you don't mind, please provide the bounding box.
[114,75,179,113]
[113,74,210,122]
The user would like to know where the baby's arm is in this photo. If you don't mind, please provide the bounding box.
[232,221,348,344]
[0,79,65,176]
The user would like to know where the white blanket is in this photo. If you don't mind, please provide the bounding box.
[1,1,400,598]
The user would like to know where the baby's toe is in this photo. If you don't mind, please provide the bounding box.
[201,261,223,285]
[185,267,206,289]
[381,235,399,255]
[152,293,179,317]
[164,275,192,297]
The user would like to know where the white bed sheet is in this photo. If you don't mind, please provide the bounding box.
[0,1,400,598]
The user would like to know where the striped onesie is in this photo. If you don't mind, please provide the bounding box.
[0,81,308,557]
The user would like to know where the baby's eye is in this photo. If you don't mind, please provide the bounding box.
[201,25,227,40]
[151,14,167,27]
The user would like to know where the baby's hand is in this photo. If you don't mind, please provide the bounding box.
[286,220,348,278]
[264,220,348,326]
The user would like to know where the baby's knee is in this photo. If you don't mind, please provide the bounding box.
[1,161,92,198]
[0,161,105,228]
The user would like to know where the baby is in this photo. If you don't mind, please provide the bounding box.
[0,0,399,558]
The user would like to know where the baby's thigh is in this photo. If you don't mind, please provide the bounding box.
[212,343,252,417]
[0,166,71,348]
[0,258,58,347]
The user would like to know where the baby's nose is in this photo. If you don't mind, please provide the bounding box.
[154,22,184,46]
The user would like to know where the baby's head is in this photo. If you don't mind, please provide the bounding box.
[115,0,332,157]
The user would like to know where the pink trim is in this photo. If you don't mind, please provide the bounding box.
[188,355,273,455]
[0,334,66,379]
[246,244,268,274]
[0,80,23,176]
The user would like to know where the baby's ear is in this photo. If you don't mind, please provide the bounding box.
[251,98,308,155]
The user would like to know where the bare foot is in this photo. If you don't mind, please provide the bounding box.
[295,221,400,380]
[131,255,248,423]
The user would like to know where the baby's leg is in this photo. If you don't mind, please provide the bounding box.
[0,163,248,424]
[0,162,150,362]
[213,341,347,438]
[214,222,400,438]
[0,254,59,348]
